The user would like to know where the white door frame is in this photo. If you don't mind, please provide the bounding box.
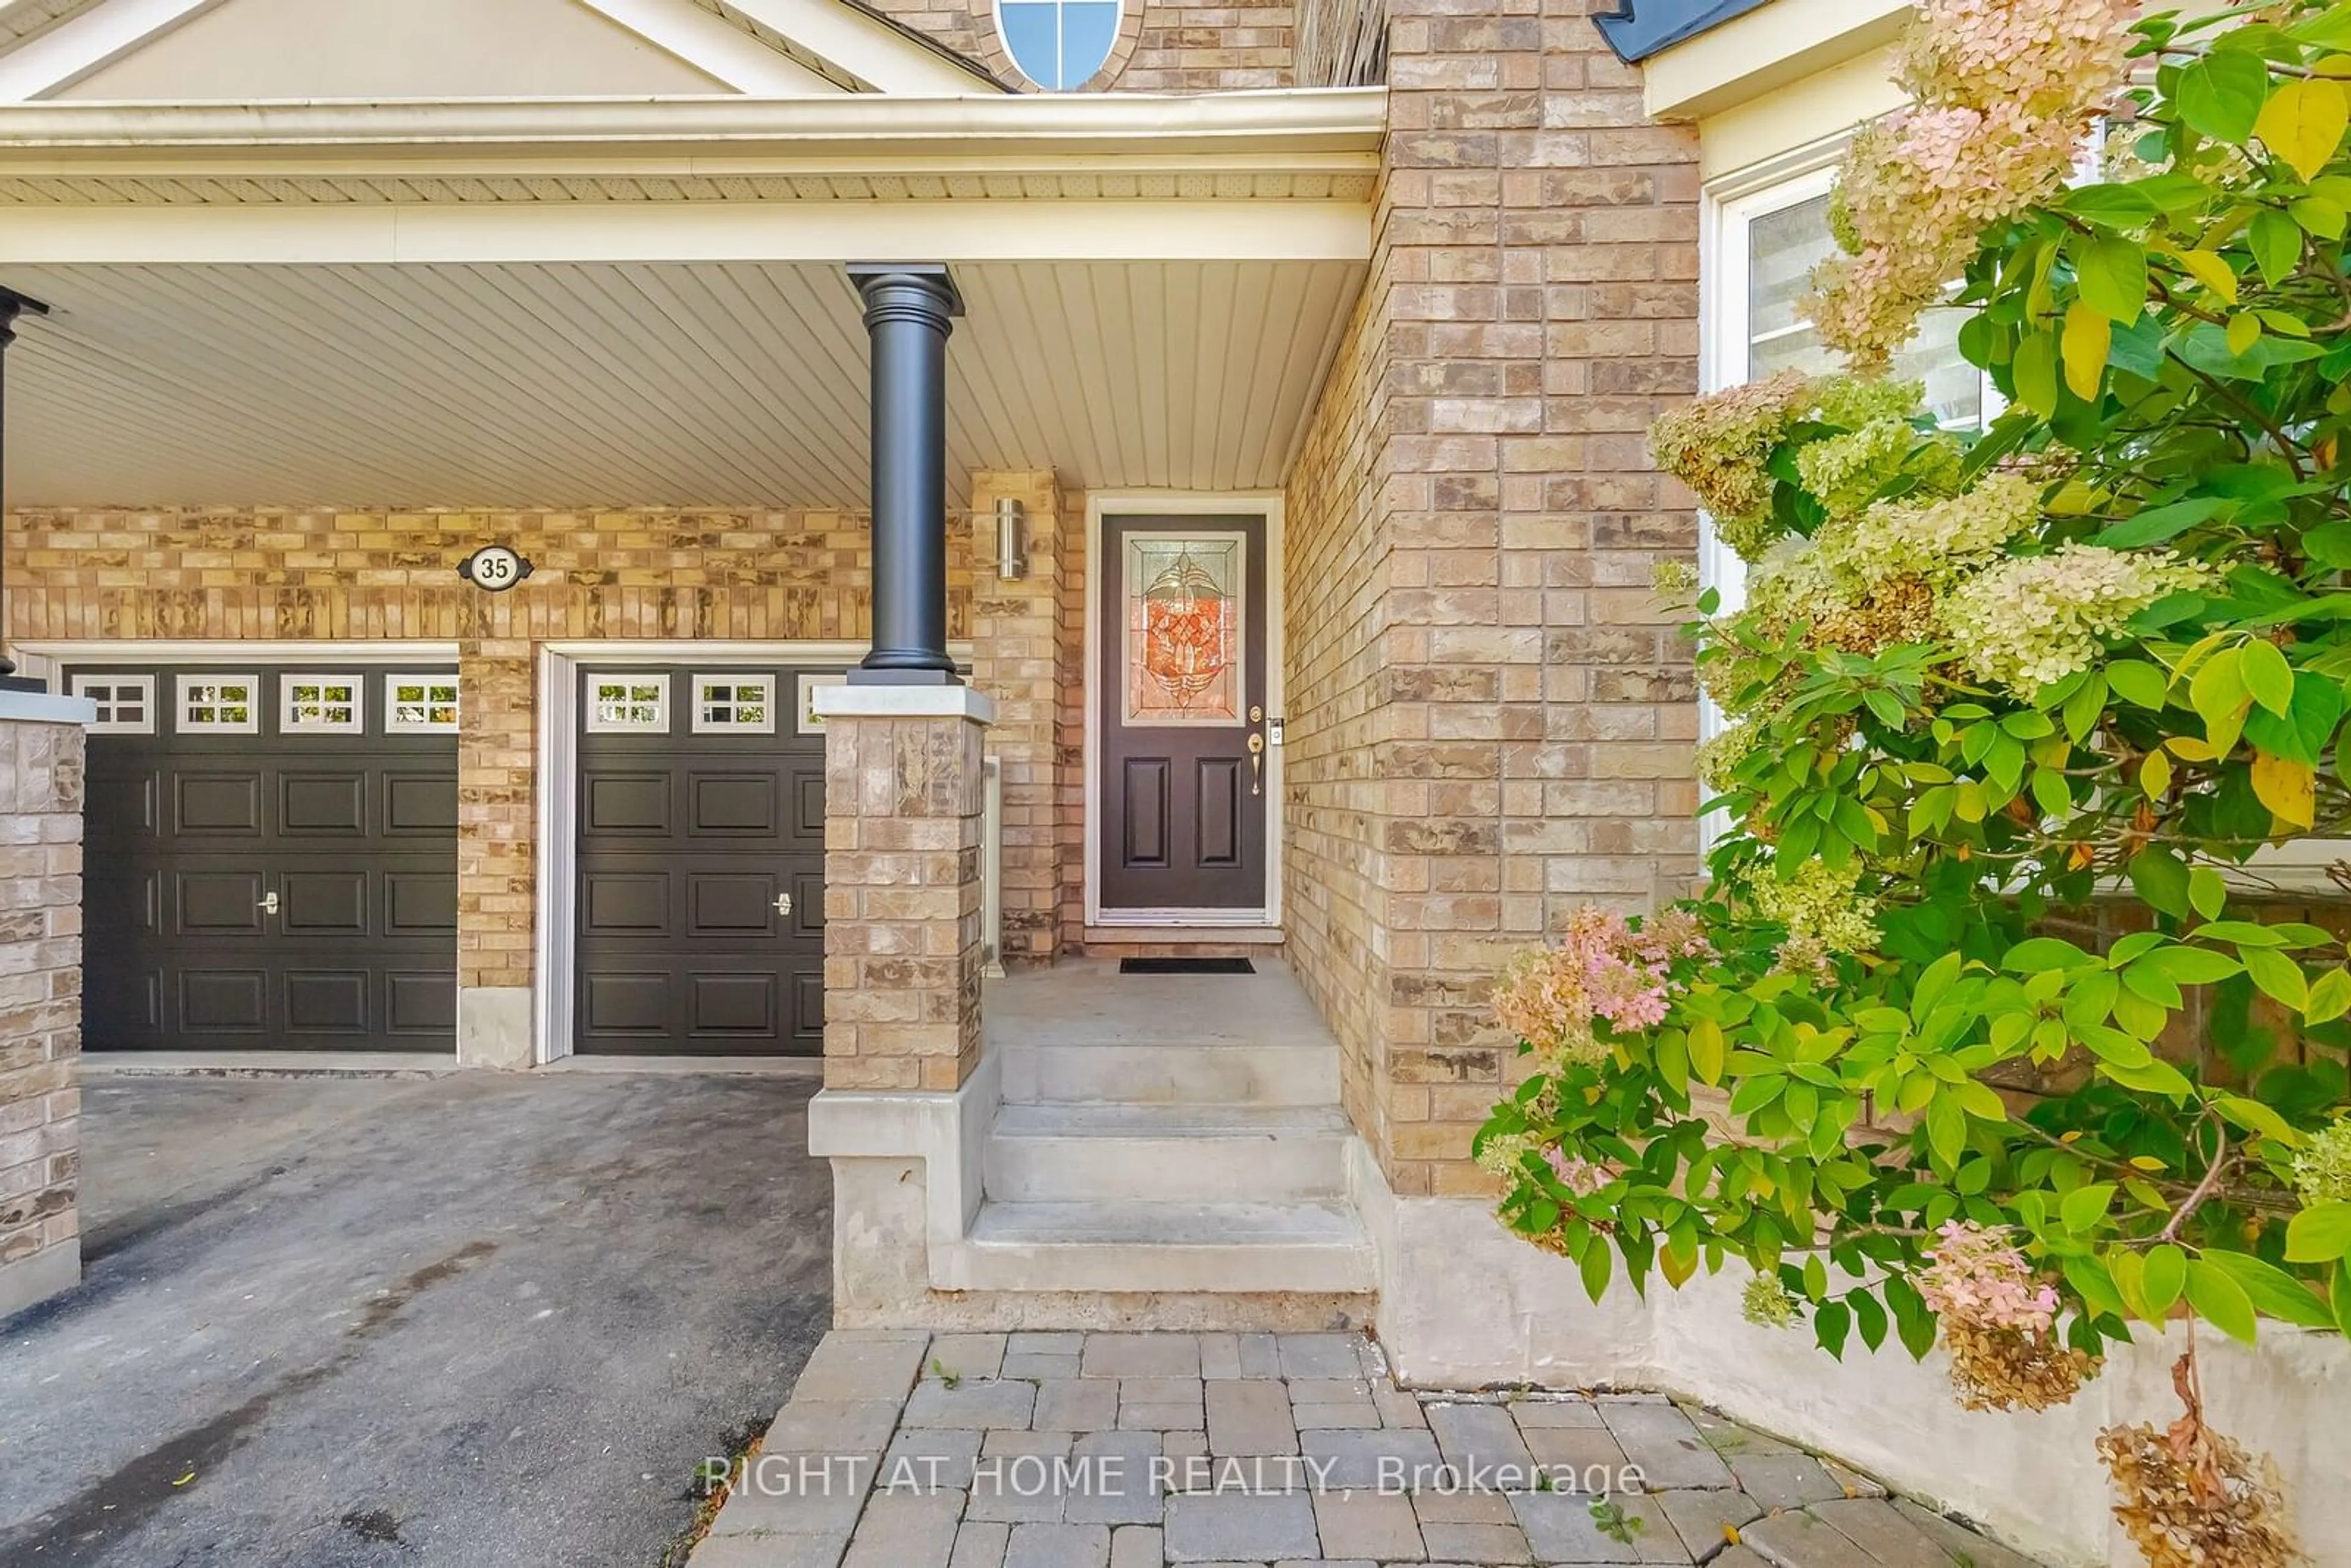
[1083,490,1286,929]
[533,639,968,1065]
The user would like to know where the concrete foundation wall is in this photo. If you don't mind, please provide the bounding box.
[0,693,91,1320]
[1355,1144,2351,1568]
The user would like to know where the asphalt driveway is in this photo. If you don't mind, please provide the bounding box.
[0,1070,830,1568]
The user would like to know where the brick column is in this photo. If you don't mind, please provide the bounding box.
[818,686,995,1091]
[454,639,535,1068]
[0,691,91,1319]
[967,470,1067,969]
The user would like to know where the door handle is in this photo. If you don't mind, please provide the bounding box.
[258,891,280,916]
[773,892,793,919]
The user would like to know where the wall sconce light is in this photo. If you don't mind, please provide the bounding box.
[994,497,1030,580]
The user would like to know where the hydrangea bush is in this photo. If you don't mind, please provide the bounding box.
[1480,2,2351,1561]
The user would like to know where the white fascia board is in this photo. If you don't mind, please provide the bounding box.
[0,194,1373,263]
[571,0,846,94]
[0,0,219,102]
[1641,0,1908,123]
[715,0,992,96]
[0,86,1388,154]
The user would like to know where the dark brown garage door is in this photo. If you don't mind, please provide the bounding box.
[574,664,828,1056]
[68,664,460,1052]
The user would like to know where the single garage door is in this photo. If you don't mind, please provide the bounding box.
[69,664,460,1053]
[574,664,828,1056]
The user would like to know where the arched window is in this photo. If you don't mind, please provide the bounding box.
[997,0,1120,90]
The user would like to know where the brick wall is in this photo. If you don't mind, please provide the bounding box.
[7,506,974,1060]
[969,471,1070,968]
[0,713,83,1317]
[868,0,1294,91]
[1281,0,1703,1196]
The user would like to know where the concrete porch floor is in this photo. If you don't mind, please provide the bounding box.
[686,1330,2045,1568]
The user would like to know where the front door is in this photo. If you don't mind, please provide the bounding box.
[1097,512,1271,916]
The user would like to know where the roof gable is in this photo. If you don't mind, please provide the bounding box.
[0,0,999,101]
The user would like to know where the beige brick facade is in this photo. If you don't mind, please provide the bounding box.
[5,506,975,1061]
[869,0,1294,91]
[967,472,1079,968]
[820,706,989,1090]
[1280,0,1704,1197]
[0,711,84,1317]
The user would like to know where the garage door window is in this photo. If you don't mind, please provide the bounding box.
[691,674,776,735]
[386,676,460,733]
[178,675,260,734]
[283,675,364,734]
[72,674,156,735]
[588,674,670,734]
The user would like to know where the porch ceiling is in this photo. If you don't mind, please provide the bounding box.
[0,255,1366,508]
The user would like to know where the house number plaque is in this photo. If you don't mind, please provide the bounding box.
[458,545,534,592]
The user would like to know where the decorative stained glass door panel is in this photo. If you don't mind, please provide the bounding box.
[1098,515,1270,913]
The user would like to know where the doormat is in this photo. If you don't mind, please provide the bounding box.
[1118,957,1255,975]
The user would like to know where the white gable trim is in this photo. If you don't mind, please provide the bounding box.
[718,0,996,94]
[569,0,846,93]
[0,0,975,103]
[0,0,216,103]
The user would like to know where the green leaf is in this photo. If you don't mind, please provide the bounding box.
[2099,1056,2197,1097]
[2290,3,2351,49]
[2075,235,2150,324]
[2108,658,2171,709]
[1813,1299,1851,1360]
[2189,866,2228,920]
[1851,1288,1888,1352]
[2293,195,2348,240]
[2241,639,2295,717]
[2004,937,2091,973]
[2141,945,2243,985]
[2175,49,2271,144]
[2335,1261,2351,1338]
[2214,1093,2301,1145]
[2060,183,2161,227]
[2243,947,2310,1010]
[2061,1182,2117,1232]
[2199,1250,2335,1329]
[1925,1095,1967,1168]
[2250,209,2303,288]
[1580,1232,1613,1302]
[2128,848,2194,920]
[2014,329,2060,419]
[2184,1258,2260,1343]
[2306,966,2351,1024]
[2284,1202,2351,1263]
[2094,496,2233,549]
[2143,1243,2188,1317]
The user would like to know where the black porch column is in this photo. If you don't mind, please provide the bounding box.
[0,285,50,689]
[846,263,964,684]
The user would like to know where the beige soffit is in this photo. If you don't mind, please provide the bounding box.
[1641,0,1910,124]
[0,257,1370,507]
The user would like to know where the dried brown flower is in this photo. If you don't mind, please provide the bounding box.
[1941,1319,2098,1412]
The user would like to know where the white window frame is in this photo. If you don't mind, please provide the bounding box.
[689,672,779,735]
[384,674,461,734]
[176,673,261,735]
[584,672,670,735]
[280,673,366,735]
[1701,157,2003,613]
[71,673,156,735]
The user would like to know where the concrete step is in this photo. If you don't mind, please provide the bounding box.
[946,1198,1378,1294]
[998,1040,1340,1106]
[983,1103,1352,1202]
